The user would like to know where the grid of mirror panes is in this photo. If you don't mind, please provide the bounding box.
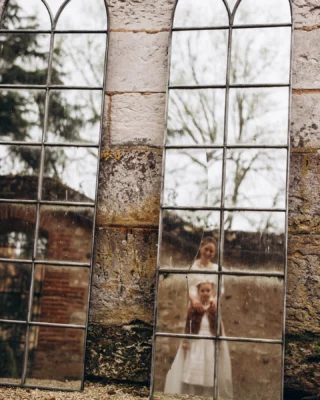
[151,1,293,399]
[0,0,108,391]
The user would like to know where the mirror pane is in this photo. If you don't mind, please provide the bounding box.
[234,0,291,25]
[224,211,285,272]
[231,28,291,84]
[0,323,26,384]
[219,342,282,400]
[1,0,51,30]
[26,326,84,389]
[42,146,99,202]
[167,89,225,146]
[0,204,37,260]
[225,149,287,209]
[56,0,108,30]
[228,88,289,145]
[0,262,31,321]
[46,90,102,144]
[160,210,220,269]
[153,336,215,398]
[37,205,94,262]
[0,34,50,85]
[221,276,284,339]
[51,34,106,86]
[170,30,228,86]
[173,0,228,28]
[163,149,223,207]
[32,265,89,325]
[0,90,45,143]
[0,145,41,200]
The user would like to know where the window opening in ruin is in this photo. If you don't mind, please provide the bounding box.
[0,0,109,391]
[151,0,293,399]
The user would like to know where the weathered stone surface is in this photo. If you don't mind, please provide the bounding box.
[292,0,320,28]
[293,30,320,89]
[106,32,169,93]
[85,321,152,382]
[288,152,320,234]
[286,234,320,334]
[107,0,174,31]
[97,148,162,226]
[291,92,320,148]
[90,227,157,326]
[109,93,166,147]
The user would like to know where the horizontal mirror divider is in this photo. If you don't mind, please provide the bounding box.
[0,318,27,325]
[0,141,99,147]
[161,206,286,212]
[0,258,91,267]
[0,30,108,34]
[169,83,290,90]
[165,144,289,149]
[155,332,283,344]
[158,269,285,278]
[0,320,86,329]
[23,385,81,392]
[0,199,95,207]
[0,85,103,90]
[173,23,292,32]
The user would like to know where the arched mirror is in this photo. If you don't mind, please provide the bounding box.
[0,0,108,391]
[151,0,293,399]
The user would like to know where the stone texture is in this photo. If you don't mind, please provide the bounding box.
[97,148,162,226]
[106,32,169,93]
[292,0,320,28]
[90,227,157,326]
[293,29,320,89]
[288,152,320,234]
[107,0,174,31]
[109,93,166,147]
[291,92,320,148]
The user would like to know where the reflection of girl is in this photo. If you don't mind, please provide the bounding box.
[164,237,233,399]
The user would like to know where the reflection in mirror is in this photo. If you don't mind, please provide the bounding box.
[46,90,102,144]
[32,265,89,325]
[45,0,65,20]
[0,90,45,143]
[173,0,228,28]
[0,323,26,384]
[153,336,215,399]
[0,145,41,199]
[37,206,94,262]
[0,0,51,30]
[231,28,291,84]
[223,211,285,272]
[221,276,284,339]
[56,0,108,30]
[234,0,291,25]
[225,149,287,209]
[51,34,106,86]
[163,149,223,207]
[170,30,228,86]
[0,262,31,321]
[42,147,99,202]
[0,204,36,259]
[167,89,225,146]
[0,34,50,85]
[26,326,84,389]
[228,88,289,145]
[219,342,282,400]
[160,210,220,269]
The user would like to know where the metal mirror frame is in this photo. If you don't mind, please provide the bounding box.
[150,0,294,399]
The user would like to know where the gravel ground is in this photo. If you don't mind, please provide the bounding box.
[0,382,150,400]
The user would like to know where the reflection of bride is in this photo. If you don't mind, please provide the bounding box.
[164,237,233,399]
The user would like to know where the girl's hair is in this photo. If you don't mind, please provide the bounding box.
[196,280,215,291]
[195,236,217,259]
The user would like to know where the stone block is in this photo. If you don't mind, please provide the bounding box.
[107,0,174,31]
[288,152,320,234]
[106,32,169,93]
[293,30,320,89]
[90,227,158,326]
[292,0,320,29]
[97,148,162,226]
[291,92,320,148]
[110,93,166,147]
